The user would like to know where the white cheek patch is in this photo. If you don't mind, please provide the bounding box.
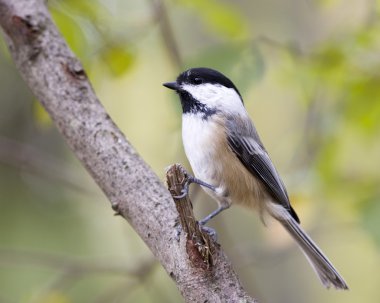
[182,83,246,116]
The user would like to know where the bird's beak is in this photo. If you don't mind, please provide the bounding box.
[163,82,179,91]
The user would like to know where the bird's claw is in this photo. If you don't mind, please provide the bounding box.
[173,191,187,199]
[173,181,190,199]
[199,224,218,242]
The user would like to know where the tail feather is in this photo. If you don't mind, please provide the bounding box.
[280,216,348,290]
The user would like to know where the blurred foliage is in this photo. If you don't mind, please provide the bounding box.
[100,45,135,76]
[177,0,250,39]
[280,23,380,244]
[49,0,137,76]
[1,0,380,302]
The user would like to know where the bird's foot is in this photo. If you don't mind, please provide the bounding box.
[199,224,218,242]
[173,175,216,199]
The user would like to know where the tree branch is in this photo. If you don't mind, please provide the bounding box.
[166,164,216,269]
[150,0,183,69]
[0,1,256,302]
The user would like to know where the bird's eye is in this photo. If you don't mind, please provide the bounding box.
[193,77,203,85]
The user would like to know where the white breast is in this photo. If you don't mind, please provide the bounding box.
[182,113,220,183]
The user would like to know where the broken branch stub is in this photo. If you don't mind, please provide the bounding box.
[166,163,216,269]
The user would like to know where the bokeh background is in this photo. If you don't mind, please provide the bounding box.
[1,0,379,302]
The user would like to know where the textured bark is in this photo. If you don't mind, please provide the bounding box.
[166,164,217,270]
[0,1,256,302]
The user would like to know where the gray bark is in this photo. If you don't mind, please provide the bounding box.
[0,1,256,302]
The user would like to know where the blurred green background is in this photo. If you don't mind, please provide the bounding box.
[1,0,379,302]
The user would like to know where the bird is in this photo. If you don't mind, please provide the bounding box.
[163,67,348,290]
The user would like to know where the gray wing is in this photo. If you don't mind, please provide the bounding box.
[226,118,300,223]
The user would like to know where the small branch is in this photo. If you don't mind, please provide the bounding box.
[151,0,183,69]
[0,136,96,195]
[0,248,156,276]
[93,280,141,303]
[166,164,216,269]
[165,164,256,302]
[0,249,157,303]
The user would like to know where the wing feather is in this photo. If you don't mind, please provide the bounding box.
[226,120,300,223]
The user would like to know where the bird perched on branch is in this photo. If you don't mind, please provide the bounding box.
[163,67,348,290]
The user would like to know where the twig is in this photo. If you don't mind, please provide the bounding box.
[0,248,156,276]
[0,249,157,303]
[166,164,216,269]
[0,136,97,195]
[150,0,183,69]
[93,280,141,303]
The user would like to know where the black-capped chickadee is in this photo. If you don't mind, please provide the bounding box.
[163,67,348,290]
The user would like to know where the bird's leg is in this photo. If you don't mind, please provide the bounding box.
[199,204,230,226]
[198,203,230,241]
[173,175,216,199]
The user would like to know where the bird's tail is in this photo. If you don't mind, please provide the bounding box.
[279,216,348,290]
